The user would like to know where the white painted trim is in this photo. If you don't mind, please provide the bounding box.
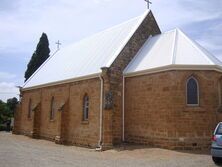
[124,65,222,78]
[186,76,200,106]
[122,76,125,142]
[22,73,101,91]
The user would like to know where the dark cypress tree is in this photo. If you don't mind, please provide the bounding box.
[24,33,50,81]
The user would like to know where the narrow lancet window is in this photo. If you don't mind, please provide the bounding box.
[50,97,55,120]
[28,99,32,118]
[83,95,89,121]
[186,77,199,106]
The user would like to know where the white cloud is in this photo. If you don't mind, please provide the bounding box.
[0,82,19,102]
[152,0,222,31]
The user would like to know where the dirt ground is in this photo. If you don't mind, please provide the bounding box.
[0,132,219,167]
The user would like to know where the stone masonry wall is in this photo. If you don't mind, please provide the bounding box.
[14,11,161,148]
[17,78,101,148]
[125,70,222,150]
[39,84,69,140]
[109,11,161,144]
[19,89,41,137]
[65,78,101,147]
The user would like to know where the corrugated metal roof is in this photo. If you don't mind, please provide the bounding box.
[23,10,150,89]
[124,28,222,75]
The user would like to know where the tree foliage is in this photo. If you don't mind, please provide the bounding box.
[24,32,50,81]
[0,100,10,124]
[0,97,18,124]
[7,97,18,114]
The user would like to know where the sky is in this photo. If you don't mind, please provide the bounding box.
[0,0,222,102]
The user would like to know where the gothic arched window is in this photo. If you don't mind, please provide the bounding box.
[186,77,199,106]
[50,97,55,120]
[28,98,32,118]
[83,94,89,121]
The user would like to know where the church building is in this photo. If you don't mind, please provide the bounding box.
[13,10,222,150]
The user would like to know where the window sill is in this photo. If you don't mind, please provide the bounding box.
[186,103,199,107]
[183,106,206,113]
[81,120,89,125]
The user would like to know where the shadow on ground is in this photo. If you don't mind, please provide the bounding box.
[111,143,211,156]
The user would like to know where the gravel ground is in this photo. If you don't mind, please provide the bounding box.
[0,132,218,167]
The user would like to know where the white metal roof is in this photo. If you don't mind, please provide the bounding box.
[124,28,222,76]
[23,10,150,89]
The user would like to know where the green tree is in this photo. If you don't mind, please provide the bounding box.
[0,97,18,125]
[0,100,10,124]
[7,97,18,116]
[24,32,50,81]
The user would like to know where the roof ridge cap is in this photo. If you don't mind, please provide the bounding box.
[172,29,178,64]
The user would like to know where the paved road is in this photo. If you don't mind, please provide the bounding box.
[0,132,218,167]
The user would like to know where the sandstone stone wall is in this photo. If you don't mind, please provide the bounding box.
[39,84,69,140]
[16,78,101,148]
[125,70,222,150]
[65,78,100,147]
[14,10,161,148]
[19,89,41,137]
[109,11,161,144]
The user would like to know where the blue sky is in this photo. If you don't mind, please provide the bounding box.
[0,0,221,101]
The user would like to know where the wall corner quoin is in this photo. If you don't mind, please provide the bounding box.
[100,67,114,146]
[101,67,110,81]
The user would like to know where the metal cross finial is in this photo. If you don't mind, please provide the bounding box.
[55,40,61,50]
[144,0,152,9]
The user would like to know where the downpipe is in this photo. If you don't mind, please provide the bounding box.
[122,76,125,142]
[96,75,104,151]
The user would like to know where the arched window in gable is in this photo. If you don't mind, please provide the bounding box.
[50,96,55,120]
[28,98,32,118]
[83,94,89,121]
[186,76,199,106]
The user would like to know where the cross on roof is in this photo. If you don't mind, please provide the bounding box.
[55,40,62,50]
[144,0,152,9]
